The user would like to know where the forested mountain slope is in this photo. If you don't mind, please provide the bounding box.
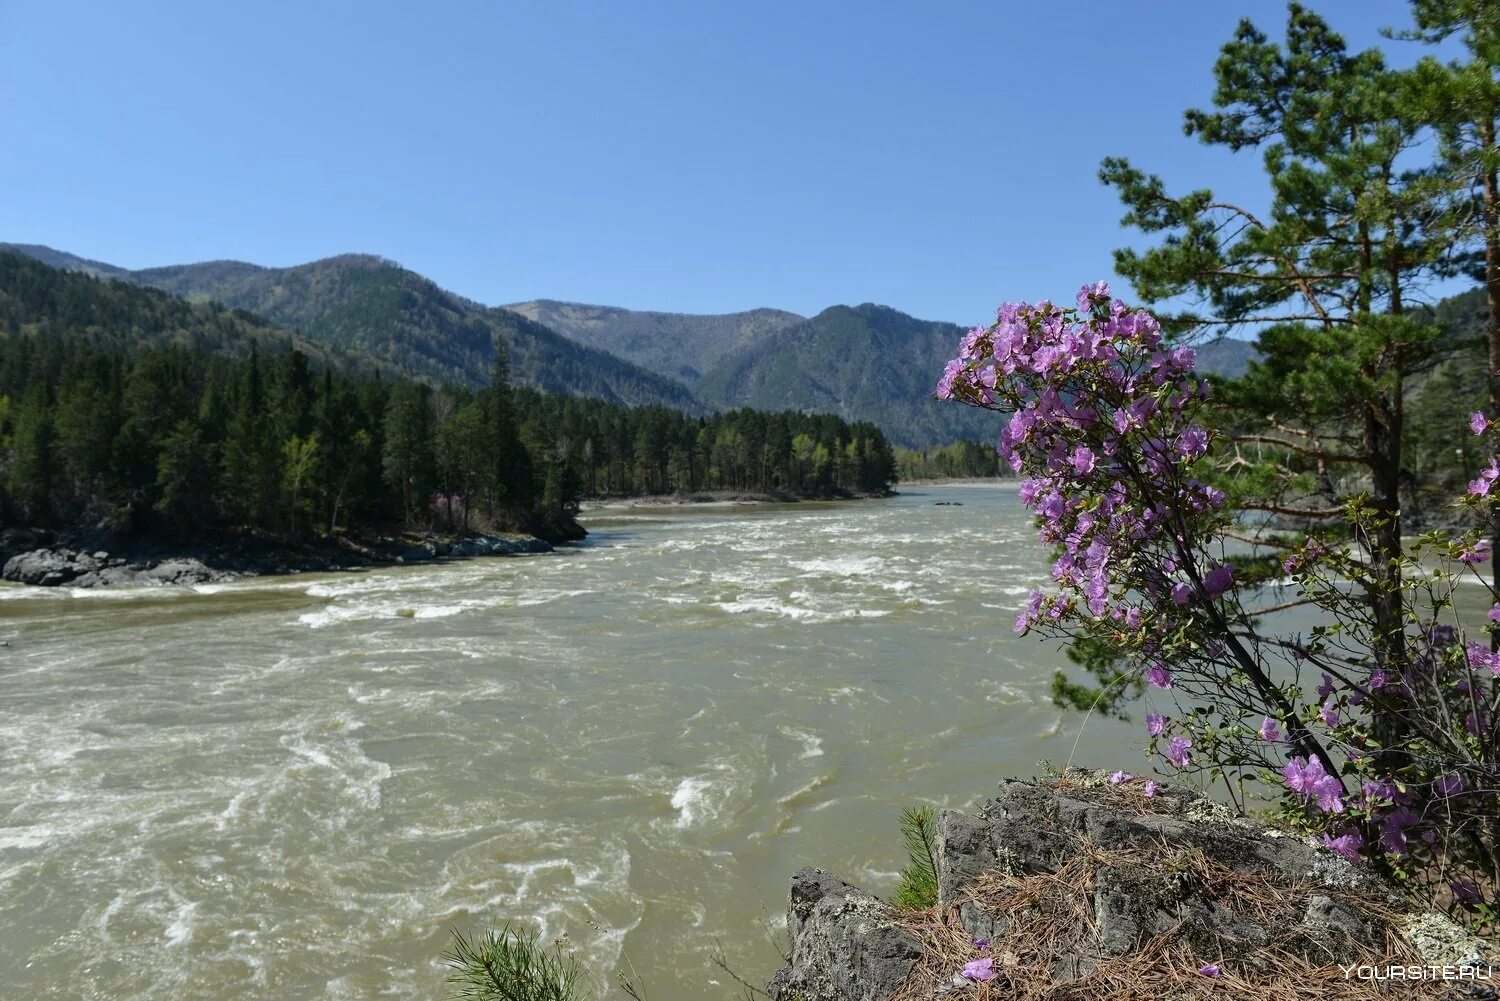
[1,245,704,411]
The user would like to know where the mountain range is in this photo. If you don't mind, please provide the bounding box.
[0,242,1260,446]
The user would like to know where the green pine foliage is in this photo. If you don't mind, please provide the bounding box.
[891,805,940,911]
[442,925,593,1001]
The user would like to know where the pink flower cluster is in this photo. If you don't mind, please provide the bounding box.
[938,286,1228,639]
[1282,756,1344,813]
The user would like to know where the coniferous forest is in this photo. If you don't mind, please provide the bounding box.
[0,252,896,546]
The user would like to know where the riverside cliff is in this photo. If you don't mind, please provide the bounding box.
[767,770,1496,1000]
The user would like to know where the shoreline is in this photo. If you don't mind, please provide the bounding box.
[0,527,564,590]
[895,477,1021,487]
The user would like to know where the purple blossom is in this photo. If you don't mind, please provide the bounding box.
[1316,674,1335,701]
[1145,712,1166,736]
[1108,770,1134,785]
[1362,778,1398,806]
[1070,446,1097,475]
[1170,583,1191,606]
[1321,829,1363,863]
[1472,411,1489,436]
[1452,879,1482,905]
[1164,735,1192,768]
[1198,964,1222,978]
[1282,756,1344,813]
[1466,642,1500,675]
[1379,806,1422,854]
[1460,541,1492,565]
[1176,426,1210,459]
[1201,564,1234,596]
[1319,699,1340,728]
[1146,665,1172,689]
[1433,773,1464,798]
[1490,603,1500,623]
[1472,459,1500,496]
[935,359,965,400]
[961,957,997,982]
[1312,779,1345,813]
[1076,281,1110,311]
[1282,756,1318,796]
[1257,717,1282,743]
[1143,780,1158,798]
[972,937,991,951]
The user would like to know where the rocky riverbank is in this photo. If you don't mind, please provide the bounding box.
[0,526,560,589]
[767,769,1496,1000]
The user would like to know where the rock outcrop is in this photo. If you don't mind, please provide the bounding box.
[766,869,924,1001]
[1,532,556,588]
[767,770,1496,1000]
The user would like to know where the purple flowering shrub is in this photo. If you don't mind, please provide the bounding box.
[938,283,1500,919]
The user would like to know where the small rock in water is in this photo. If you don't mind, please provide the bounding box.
[395,608,417,618]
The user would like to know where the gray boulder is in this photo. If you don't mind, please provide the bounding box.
[397,542,440,562]
[3,549,97,586]
[766,868,922,1001]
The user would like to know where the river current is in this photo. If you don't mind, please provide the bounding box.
[0,483,1138,999]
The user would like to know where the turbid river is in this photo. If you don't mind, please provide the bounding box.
[0,483,1140,999]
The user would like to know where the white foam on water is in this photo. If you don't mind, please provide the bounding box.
[779,727,824,759]
[515,588,596,607]
[711,597,892,623]
[296,594,514,628]
[268,712,393,812]
[790,556,885,577]
[669,777,714,828]
[164,900,198,946]
[775,772,833,809]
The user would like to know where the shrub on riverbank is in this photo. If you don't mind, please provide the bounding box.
[939,282,1500,924]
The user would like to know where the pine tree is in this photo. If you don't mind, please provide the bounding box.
[9,384,56,523]
[1101,4,1459,697]
[156,419,216,536]
[1399,0,1500,625]
[382,382,432,527]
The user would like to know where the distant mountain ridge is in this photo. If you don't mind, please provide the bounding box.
[2,243,131,279]
[0,251,359,370]
[0,244,703,412]
[515,298,1262,446]
[3,241,1260,445]
[505,299,804,383]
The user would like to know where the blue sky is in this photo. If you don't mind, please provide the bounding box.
[0,0,1456,324]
